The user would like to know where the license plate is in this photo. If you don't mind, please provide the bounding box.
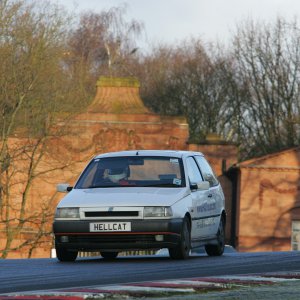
[89,222,131,232]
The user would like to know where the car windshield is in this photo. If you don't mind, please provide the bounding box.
[75,156,185,188]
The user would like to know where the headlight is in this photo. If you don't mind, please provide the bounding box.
[144,207,173,218]
[55,208,80,219]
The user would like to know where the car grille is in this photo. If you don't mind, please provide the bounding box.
[68,234,156,244]
[84,211,139,217]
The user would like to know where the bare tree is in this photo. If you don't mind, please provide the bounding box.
[174,41,241,143]
[233,17,300,158]
[137,40,241,143]
[137,44,185,115]
[0,0,84,258]
[65,4,143,99]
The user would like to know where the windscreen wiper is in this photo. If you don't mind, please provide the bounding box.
[142,183,180,188]
[88,185,133,188]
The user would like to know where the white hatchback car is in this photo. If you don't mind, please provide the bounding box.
[53,150,226,261]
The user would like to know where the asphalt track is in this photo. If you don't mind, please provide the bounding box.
[1,250,300,294]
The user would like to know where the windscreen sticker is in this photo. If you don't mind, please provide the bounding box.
[170,158,179,164]
[173,178,181,185]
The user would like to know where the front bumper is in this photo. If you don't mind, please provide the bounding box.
[53,219,183,251]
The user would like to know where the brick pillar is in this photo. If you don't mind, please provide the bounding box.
[188,134,237,176]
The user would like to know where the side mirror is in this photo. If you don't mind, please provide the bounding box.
[57,183,73,193]
[197,181,210,191]
[203,173,215,186]
[203,173,213,181]
[190,183,198,191]
[190,181,210,191]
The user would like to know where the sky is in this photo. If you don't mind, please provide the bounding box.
[49,0,300,51]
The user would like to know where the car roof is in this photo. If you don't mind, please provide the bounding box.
[94,150,204,159]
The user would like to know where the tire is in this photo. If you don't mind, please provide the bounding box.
[205,217,225,256]
[56,247,78,262]
[169,216,191,259]
[100,251,119,259]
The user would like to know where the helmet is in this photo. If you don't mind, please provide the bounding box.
[107,167,128,183]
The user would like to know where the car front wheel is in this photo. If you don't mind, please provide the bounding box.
[205,217,225,256]
[169,216,191,259]
[56,247,78,262]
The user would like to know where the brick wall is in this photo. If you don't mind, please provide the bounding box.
[236,148,300,252]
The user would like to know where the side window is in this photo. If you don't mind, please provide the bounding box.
[186,157,203,184]
[195,156,219,187]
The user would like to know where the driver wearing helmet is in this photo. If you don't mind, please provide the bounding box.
[103,165,130,185]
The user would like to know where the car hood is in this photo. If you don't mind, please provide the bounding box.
[57,187,189,207]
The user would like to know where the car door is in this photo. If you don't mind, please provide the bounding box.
[194,155,220,236]
[185,156,211,241]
